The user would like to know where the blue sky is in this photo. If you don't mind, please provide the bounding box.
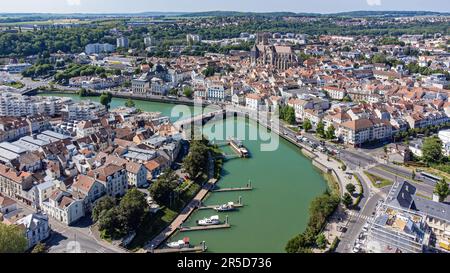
[1,0,449,14]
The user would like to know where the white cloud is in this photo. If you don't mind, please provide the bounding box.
[67,0,81,6]
[366,0,382,6]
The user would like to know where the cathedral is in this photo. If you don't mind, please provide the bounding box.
[250,33,298,70]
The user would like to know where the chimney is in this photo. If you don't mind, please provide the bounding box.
[94,172,99,179]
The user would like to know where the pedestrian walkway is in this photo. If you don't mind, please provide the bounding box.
[347,211,372,222]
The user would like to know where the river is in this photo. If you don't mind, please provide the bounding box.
[38,92,327,253]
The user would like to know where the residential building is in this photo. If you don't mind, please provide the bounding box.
[15,213,50,250]
[41,190,84,226]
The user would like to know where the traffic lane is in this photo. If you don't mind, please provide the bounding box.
[337,192,383,253]
[367,167,435,195]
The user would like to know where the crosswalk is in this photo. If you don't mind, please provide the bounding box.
[96,247,106,253]
[348,211,372,222]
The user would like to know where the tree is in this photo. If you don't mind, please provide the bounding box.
[100,92,113,111]
[149,169,180,205]
[346,184,356,195]
[182,140,210,179]
[119,189,148,231]
[98,207,126,239]
[78,88,87,97]
[316,121,325,138]
[434,179,450,202]
[183,86,193,98]
[342,193,353,208]
[0,222,27,253]
[315,233,328,249]
[125,98,136,108]
[92,197,116,222]
[422,136,443,164]
[325,125,336,140]
[31,242,47,253]
[303,118,312,132]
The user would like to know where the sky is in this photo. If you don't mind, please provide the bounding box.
[1,0,449,14]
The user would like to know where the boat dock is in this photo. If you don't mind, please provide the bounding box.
[213,187,253,192]
[213,182,253,192]
[145,178,219,250]
[150,245,206,253]
[179,224,231,232]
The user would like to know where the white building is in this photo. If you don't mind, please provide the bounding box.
[206,82,225,101]
[186,34,202,44]
[132,74,150,93]
[150,78,169,96]
[116,37,129,49]
[41,191,85,226]
[245,93,263,111]
[15,213,50,250]
[85,43,115,55]
[89,164,128,198]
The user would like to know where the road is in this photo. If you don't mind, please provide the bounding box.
[336,188,388,253]
[15,203,124,253]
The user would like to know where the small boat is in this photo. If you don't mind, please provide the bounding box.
[214,202,236,212]
[167,237,190,249]
[197,215,221,226]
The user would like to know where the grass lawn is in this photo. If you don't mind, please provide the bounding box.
[3,81,24,89]
[364,171,394,189]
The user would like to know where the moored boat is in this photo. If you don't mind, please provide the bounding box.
[214,202,236,212]
[167,237,190,249]
[197,215,221,226]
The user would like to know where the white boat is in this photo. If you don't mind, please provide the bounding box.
[214,202,236,212]
[167,237,190,249]
[197,215,221,226]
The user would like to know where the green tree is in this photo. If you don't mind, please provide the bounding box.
[78,88,87,97]
[119,189,148,231]
[125,98,136,108]
[31,242,47,253]
[316,121,325,138]
[434,179,450,202]
[422,136,443,164]
[315,233,328,249]
[183,86,193,98]
[98,207,126,239]
[342,193,353,208]
[346,184,356,195]
[303,118,312,132]
[149,169,180,206]
[100,92,113,111]
[92,196,116,222]
[182,140,210,179]
[325,125,336,140]
[0,222,27,253]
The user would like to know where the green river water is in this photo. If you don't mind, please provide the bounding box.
[38,92,327,253]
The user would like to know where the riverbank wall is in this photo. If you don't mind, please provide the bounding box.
[34,89,203,107]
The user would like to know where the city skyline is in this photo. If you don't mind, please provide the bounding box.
[1,0,449,14]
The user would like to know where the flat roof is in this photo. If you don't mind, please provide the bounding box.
[41,130,70,140]
[0,147,20,161]
[0,142,27,154]
[11,140,40,152]
[21,136,49,147]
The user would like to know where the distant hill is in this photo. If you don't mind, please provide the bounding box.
[179,11,318,17]
[329,10,450,17]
